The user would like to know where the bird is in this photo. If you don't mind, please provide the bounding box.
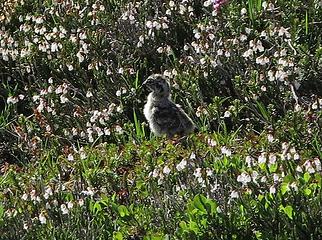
[143,74,195,138]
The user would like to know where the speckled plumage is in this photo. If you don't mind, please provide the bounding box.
[143,74,195,138]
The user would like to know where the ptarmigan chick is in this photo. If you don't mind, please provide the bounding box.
[143,74,195,138]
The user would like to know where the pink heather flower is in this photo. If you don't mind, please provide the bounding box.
[213,0,229,10]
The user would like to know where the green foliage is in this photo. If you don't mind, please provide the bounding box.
[1,0,322,239]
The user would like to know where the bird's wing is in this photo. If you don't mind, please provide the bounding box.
[154,104,182,128]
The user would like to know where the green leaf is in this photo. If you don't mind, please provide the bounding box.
[0,204,4,220]
[284,205,293,219]
[90,201,102,214]
[303,172,311,183]
[188,221,200,234]
[269,163,278,173]
[179,221,188,231]
[113,232,123,240]
[118,205,130,217]
[305,10,309,35]
[304,188,312,196]
[257,194,264,201]
[280,183,289,195]
[192,194,207,214]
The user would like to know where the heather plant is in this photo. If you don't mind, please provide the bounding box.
[1,0,322,239]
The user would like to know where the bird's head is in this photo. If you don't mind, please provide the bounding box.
[143,74,170,98]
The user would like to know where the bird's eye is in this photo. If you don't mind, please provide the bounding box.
[156,83,163,92]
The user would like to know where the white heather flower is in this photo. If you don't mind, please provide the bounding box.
[262,1,268,9]
[152,169,159,178]
[66,64,73,71]
[116,90,122,97]
[67,201,74,209]
[18,94,24,100]
[260,176,267,183]
[242,49,253,58]
[282,142,289,150]
[269,185,276,194]
[162,22,169,29]
[116,106,123,113]
[224,110,231,118]
[278,58,288,67]
[153,21,161,30]
[118,68,124,74]
[157,47,164,53]
[82,187,95,196]
[237,172,251,185]
[255,40,264,52]
[190,152,196,160]
[269,154,277,165]
[273,173,280,182]
[80,150,87,160]
[258,153,266,164]
[206,168,213,176]
[314,158,321,171]
[240,34,247,42]
[115,125,123,134]
[245,156,253,167]
[61,204,69,214]
[22,193,28,201]
[221,146,232,156]
[194,32,201,39]
[55,85,63,94]
[207,138,217,147]
[293,153,300,161]
[23,223,28,230]
[30,190,37,201]
[176,159,187,171]
[60,95,68,103]
[230,190,239,199]
[268,70,275,81]
[280,49,287,56]
[256,56,269,65]
[275,70,288,81]
[241,8,247,15]
[163,165,171,175]
[68,154,74,161]
[104,127,111,136]
[193,168,202,178]
[278,27,291,38]
[267,134,274,142]
[251,171,259,183]
[179,4,186,14]
[217,49,223,56]
[146,20,153,29]
[44,187,53,199]
[50,42,58,52]
[76,51,84,63]
[78,199,84,206]
[245,27,252,34]
[203,0,212,7]
[7,96,19,104]
[39,213,46,224]
[290,182,298,192]
[53,200,58,207]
